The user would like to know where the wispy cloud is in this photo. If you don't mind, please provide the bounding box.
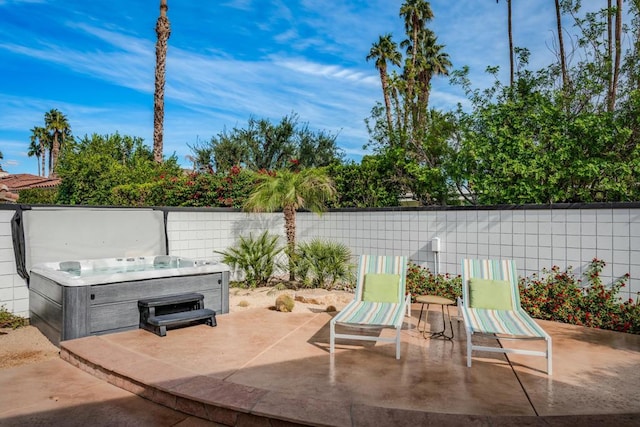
[2,0,592,175]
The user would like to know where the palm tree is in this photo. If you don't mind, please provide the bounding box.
[153,0,171,163]
[415,30,451,121]
[244,168,336,281]
[399,0,434,101]
[44,109,70,177]
[399,0,433,70]
[29,126,48,176]
[27,133,42,176]
[367,34,402,132]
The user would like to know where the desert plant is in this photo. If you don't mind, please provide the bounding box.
[294,239,354,289]
[275,294,295,312]
[215,231,284,288]
[0,305,28,329]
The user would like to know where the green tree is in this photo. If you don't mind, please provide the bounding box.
[44,109,71,177]
[244,168,336,281]
[153,0,170,163]
[445,1,640,204]
[56,133,180,205]
[197,114,342,173]
[327,157,399,208]
[365,1,453,205]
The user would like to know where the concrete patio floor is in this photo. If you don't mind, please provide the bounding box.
[3,305,640,426]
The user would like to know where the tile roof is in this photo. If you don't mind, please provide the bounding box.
[0,173,60,203]
[0,173,61,191]
[0,185,19,203]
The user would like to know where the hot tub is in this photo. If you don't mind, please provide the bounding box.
[29,255,230,345]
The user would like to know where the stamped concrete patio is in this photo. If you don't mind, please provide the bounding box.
[7,305,640,426]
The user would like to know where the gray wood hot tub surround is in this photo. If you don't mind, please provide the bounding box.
[29,261,230,346]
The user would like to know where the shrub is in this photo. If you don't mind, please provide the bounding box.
[275,294,295,312]
[0,305,28,329]
[215,231,284,288]
[519,259,639,334]
[18,188,58,204]
[294,239,354,289]
[406,262,462,302]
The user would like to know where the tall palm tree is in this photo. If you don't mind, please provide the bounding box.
[367,34,402,132]
[415,31,451,128]
[28,133,42,176]
[29,126,48,176]
[153,0,171,163]
[244,168,336,281]
[399,0,434,106]
[399,0,433,70]
[44,109,70,177]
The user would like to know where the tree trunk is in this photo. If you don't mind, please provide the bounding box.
[609,0,622,112]
[555,0,569,90]
[153,0,171,163]
[380,66,394,132]
[50,132,59,177]
[508,0,514,86]
[283,205,296,281]
[40,140,45,177]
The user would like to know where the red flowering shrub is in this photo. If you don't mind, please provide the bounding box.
[406,262,462,302]
[112,169,258,208]
[520,259,639,334]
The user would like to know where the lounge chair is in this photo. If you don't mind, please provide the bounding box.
[330,254,410,359]
[459,259,552,375]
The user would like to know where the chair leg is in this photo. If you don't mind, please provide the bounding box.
[547,336,553,375]
[466,331,472,367]
[330,322,335,355]
[395,326,401,360]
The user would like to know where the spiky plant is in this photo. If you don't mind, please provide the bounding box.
[216,231,284,288]
[295,239,354,289]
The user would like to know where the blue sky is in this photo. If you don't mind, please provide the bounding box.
[0,0,598,174]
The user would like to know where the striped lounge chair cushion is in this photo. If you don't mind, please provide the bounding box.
[333,301,404,327]
[461,305,547,337]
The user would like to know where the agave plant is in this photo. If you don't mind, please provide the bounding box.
[294,239,354,289]
[216,231,284,288]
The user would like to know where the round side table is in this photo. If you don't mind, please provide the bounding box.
[416,295,455,340]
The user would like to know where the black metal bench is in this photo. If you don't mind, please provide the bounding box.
[138,292,216,337]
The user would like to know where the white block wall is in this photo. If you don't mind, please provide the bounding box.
[0,205,638,316]
[297,207,640,301]
[166,210,284,261]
